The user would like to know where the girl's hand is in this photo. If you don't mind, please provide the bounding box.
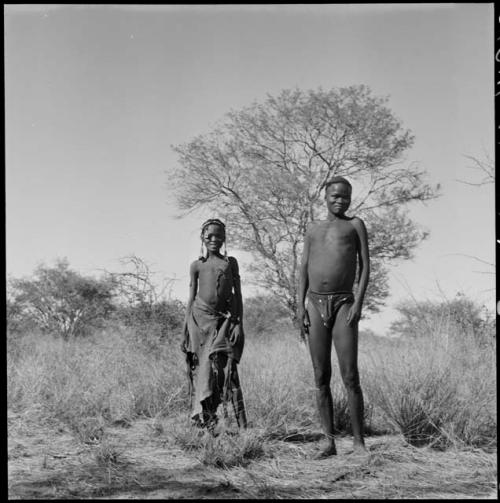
[229,323,242,345]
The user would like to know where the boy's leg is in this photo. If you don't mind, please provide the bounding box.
[332,303,366,450]
[307,304,336,455]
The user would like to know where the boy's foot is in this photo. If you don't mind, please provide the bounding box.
[350,440,369,457]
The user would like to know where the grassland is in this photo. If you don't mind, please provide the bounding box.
[7,318,497,499]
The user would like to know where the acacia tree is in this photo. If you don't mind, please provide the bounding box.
[8,259,115,339]
[170,86,439,320]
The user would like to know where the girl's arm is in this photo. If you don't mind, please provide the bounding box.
[181,261,199,351]
[229,257,243,324]
[185,261,199,316]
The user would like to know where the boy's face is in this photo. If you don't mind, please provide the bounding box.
[203,224,225,252]
[325,183,351,216]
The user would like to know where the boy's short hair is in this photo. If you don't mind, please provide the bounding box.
[324,176,352,192]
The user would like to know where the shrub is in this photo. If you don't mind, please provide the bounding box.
[390,292,495,346]
[243,295,289,336]
[114,299,185,348]
[7,259,115,339]
[366,303,496,449]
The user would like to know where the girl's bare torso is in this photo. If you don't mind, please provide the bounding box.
[197,256,234,311]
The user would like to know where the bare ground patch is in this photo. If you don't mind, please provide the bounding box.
[8,410,497,499]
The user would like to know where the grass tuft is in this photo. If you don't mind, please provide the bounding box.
[173,424,267,469]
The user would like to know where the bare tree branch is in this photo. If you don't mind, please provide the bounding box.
[456,152,495,186]
[169,86,439,319]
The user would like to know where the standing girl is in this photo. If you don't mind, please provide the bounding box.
[181,219,247,430]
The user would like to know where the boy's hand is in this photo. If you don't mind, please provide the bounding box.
[180,324,189,353]
[297,307,310,342]
[299,324,309,342]
[347,301,362,326]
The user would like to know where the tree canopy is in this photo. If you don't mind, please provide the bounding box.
[170,86,439,319]
[8,259,115,339]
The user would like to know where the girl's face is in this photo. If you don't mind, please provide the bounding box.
[203,224,225,253]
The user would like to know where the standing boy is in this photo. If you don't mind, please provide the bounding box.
[298,176,370,457]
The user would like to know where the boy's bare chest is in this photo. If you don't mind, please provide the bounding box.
[312,221,356,247]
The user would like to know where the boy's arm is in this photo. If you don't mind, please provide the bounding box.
[348,217,370,325]
[181,261,198,352]
[297,224,312,335]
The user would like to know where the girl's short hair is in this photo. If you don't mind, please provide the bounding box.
[199,218,228,261]
[200,218,226,236]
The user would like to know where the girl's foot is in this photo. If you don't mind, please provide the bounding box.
[314,443,338,459]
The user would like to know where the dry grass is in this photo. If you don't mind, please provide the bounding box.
[362,324,496,450]
[7,315,497,498]
[174,426,267,469]
[8,413,497,499]
[240,327,376,438]
[7,328,187,431]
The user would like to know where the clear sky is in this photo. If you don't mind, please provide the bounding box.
[5,4,495,335]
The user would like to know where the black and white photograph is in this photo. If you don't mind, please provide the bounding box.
[6,4,496,499]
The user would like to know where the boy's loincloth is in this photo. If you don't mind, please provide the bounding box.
[185,296,244,421]
[307,290,354,329]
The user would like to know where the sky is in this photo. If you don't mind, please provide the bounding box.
[5,4,495,335]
